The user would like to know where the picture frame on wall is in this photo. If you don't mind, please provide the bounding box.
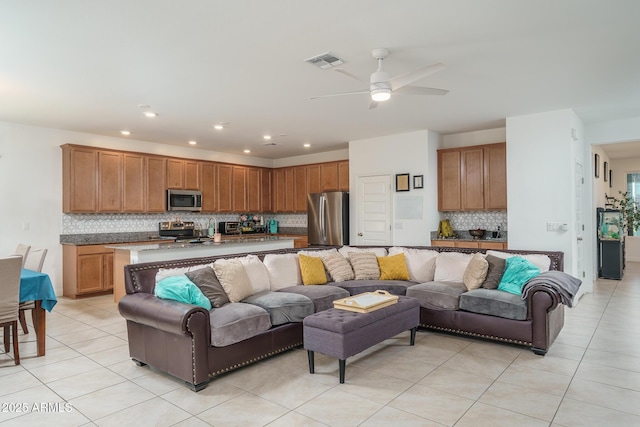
[610,169,613,188]
[604,161,608,182]
[395,173,410,192]
[413,175,424,189]
[594,153,600,178]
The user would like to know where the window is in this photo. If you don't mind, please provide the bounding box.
[626,173,640,236]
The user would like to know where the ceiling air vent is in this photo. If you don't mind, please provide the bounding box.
[305,52,344,69]
[262,141,282,147]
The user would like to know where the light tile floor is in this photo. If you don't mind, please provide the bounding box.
[2,263,640,426]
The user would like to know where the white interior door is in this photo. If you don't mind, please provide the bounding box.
[356,175,392,245]
[575,160,586,300]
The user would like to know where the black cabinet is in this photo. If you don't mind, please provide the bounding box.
[599,240,623,279]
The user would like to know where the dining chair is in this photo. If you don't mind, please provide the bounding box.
[19,248,48,334]
[0,255,23,365]
[14,244,31,268]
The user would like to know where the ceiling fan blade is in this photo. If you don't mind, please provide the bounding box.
[368,100,378,109]
[310,90,369,100]
[393,85,449,96]
[388,63,446,91]
[333,68,370,85]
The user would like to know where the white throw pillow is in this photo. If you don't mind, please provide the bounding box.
[388,247,438,282]
[485,250,551,272]
[298,248,338,258]
[338,245,387,258]
[155,263,213,283]
[212,259,253,303]
[433,252,475,283]
[262,253,302,290]
[238,254,271,294]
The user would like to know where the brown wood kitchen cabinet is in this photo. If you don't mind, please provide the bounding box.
[63,244,114,298]
[122,153,145,212]
[201,162,217,212]
[430,240,507,250]
[338,161,349,191]
[293,166,307,212]
[62,145,98,212]
[246,167,261,211]
[146,156,167,212]
[260,168,272,212]
[217,164,233,212]
[438,142,506,211]
[232,166,247,212]
[167,159,202,190]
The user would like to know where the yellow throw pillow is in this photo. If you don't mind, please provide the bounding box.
[299,254,328,285]
[377,253,410,281]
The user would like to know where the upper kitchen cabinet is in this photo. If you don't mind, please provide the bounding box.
[201,162,217,212]
[232,166,247,212]
[319,163,338,191]
[438,149,462,211]
[146,156,167,212]
[246,167,261,211]
[438,142,507,211]
[217,164,233,212]
[293,166,307,212]
[63,145,98,212]
[307,164,322,194]
[122,153,145,212]
[273,168,286,212]
[338,161,350,191]
[483,143,507,210]
[260,168,272,212]
[97,151,123,212]
[167,159,201,190]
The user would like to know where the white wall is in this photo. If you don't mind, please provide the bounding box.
[0,121,336,295]
[591,145,613,207]
[506,109,589,289]
[348,130,440,245]
[442,127,506,148]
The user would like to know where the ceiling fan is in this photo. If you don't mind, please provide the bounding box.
[311,48,449,109]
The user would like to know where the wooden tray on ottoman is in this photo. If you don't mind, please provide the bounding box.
[333,290,399,313]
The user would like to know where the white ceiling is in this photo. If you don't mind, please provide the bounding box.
[1,0,639,159]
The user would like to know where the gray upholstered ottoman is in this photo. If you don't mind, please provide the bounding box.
[303,296,420,383]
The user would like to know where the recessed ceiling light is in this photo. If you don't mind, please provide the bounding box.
[120,130,131,136]
[244,149,251,153]
[214,124,224,130]
[303,143,311,148]
[144,111,157,118]
[263,135,271,140]
[188,140,197,145]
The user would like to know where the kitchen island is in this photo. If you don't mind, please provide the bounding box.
[108,236,297,302]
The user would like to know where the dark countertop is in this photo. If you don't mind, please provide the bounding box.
[430,237,508,243]
[61,227,308,246]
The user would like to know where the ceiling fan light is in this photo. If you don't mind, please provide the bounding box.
[371,88,391,102]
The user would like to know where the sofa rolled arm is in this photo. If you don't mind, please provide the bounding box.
[118,293,210,336]
[524,284,562,314]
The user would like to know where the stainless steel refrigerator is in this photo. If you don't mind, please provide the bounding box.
[307,191,349,246]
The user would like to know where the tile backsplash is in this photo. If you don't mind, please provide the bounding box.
[62,213,307,235]
[441,211,508,232]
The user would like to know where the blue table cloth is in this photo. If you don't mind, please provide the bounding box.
[20,269,57,312]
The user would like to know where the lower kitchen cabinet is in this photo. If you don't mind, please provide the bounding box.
[431,240,507,250]
[63,244,114,298]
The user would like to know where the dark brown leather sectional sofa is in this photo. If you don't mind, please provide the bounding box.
[118,246,565,391]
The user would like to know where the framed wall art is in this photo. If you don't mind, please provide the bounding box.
[413,175,424,189]
[594,153,600,178]
[604,161,608,182]
[609,169,613,188]
[395,173,410,192]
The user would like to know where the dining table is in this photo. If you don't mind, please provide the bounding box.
[20,268,57,357]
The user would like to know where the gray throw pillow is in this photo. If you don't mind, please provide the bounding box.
[185,267,229,308]
[481,255,506,289]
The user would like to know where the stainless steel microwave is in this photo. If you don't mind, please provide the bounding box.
[167,189,202,211]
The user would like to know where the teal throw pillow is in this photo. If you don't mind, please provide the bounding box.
[155,275,212,310]
[497,257,540,295]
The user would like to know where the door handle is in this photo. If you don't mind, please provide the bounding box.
[358,232,363,236]
[577,236,583,241]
